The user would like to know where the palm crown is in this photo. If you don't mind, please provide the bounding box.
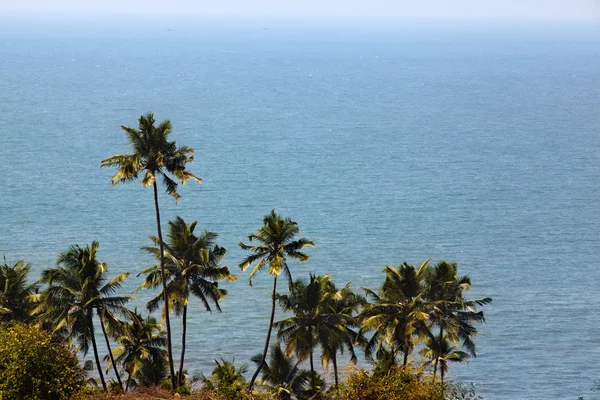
[140,216,235,314]
[101,113,201,202]
[108,309,167,392]
[276,274,364,389]
[360,261,431,367]
[239,209,314,287]
[0,259,38,322]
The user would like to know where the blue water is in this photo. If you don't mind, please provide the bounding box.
[1,16,599,399]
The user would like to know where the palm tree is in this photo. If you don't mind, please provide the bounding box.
[239,210,313,388]
[101,113,201,389]
[108,309,167,392]
[251,343,311,399]
[138,216,236,386]
[320,280,365,387]
[276,274,361,390]
[423,261,491,381]
[360,261,431,368]
[420,335,469,386]
[34,242,131,392]
[0,259,38,322]
[275,274,325,392]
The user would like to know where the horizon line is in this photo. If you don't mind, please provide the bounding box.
[0,10,599,22]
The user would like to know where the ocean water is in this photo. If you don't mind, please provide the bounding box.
[1,17,599,399]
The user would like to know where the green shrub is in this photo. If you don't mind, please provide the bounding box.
[0,323,85,400]
[332,366,443,400]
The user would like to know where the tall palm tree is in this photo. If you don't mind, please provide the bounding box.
[101,113,202,390]
[138,216,236,386]
[420,335,469,386]
[251,343,311,400]
[108,309,167,392]
[423,261,491,381]
[239,210,313,388]
[34,242,131,392]
[360,261,431,367]
[0,259,38,323]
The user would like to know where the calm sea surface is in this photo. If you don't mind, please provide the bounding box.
[1,17,599,399]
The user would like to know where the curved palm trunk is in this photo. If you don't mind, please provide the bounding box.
[249,275,278,388]
[99,313,124,392]
[178,304,188,387]
[433,326,443,383]
[153,181,177,391]
[90,320,107,391]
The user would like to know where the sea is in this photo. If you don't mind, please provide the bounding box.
[1,15,599,399]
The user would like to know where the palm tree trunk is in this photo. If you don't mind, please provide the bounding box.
[441,364,445,387]
[90,320,107,391]
[249,275,278,388]
[333,352,339,388]
[440,363,446,397]
[403,349,409,367]
[125,372,132,393]
[309,350,316,392]
[99,312,123,392]
[178,304,188,387]
[153,181,177,391]
[433,326,443,383]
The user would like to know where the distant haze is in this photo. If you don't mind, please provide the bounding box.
[1,0,599,19]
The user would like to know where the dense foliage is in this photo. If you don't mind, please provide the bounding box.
[333,366,443,400]
[0,323,85,400]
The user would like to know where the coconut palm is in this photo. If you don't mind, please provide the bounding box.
[420,335,469,386]
[0,259,38,322]
[275,274,326,392]
[239,210,313,388]
[108,309,167,392]
[320,280,366,387]
[360,261,431,368]
[138,216,236,386]
[101,113,201,389]
[423,261,491,381]
[251,343,311,399]
[34,242,131,392]
[276,274,361,390]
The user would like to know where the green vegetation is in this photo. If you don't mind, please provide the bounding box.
[107,309,167,391]
[275,274,363,391]
[0,323,85,400]
[333,366,443,400]
[200,359,249,399]
[0,259,38,323]
[1,114,491,399]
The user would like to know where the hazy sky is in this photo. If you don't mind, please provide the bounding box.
[1,0,599,19]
